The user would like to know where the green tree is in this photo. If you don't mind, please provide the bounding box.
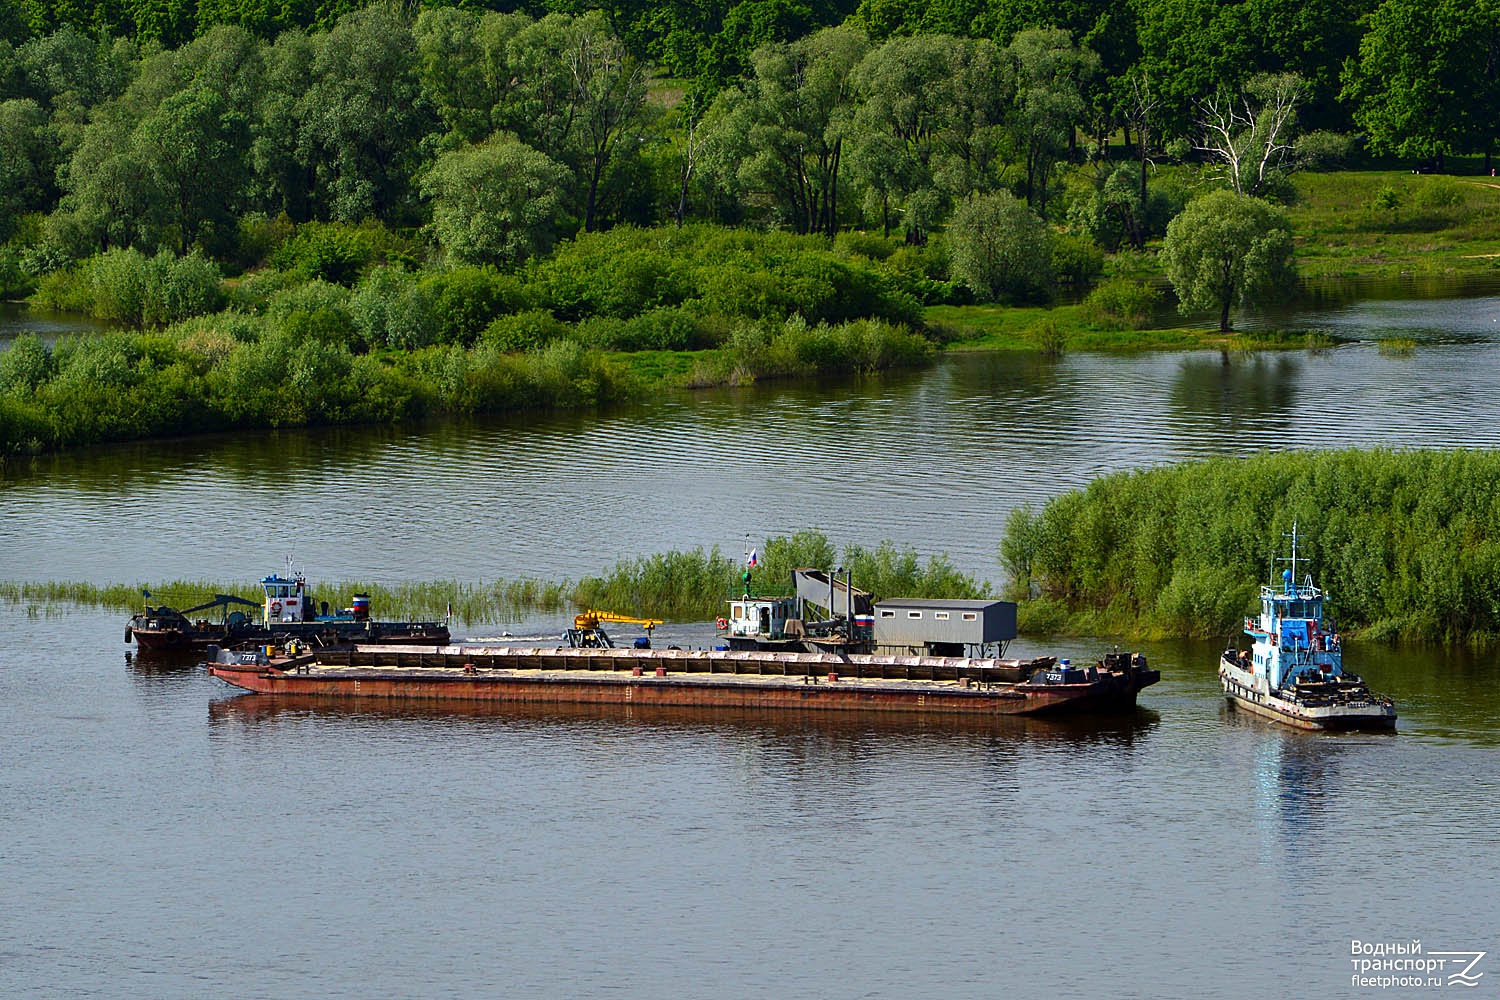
[946,189,1052,302]
[1006,27,1096,214]
[0,2,28,44]
[413,6,496,146]
[566,12,651,232]
[1342,0,1500,162]
[53,103,163,252]
[421,135,569,266]
[295,4,435,223]
[1161,190,1295,332]
[13,25,133,118]
[703,25,869,236]
[249,28,317,220]
[1134,0,1373,140]
[847,33,952,241]
[0,97,51,238]
[131,84,248,251]
[931,36,1011,201]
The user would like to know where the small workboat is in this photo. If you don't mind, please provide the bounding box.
[1219,525,1396,731]
[128,566,449,653]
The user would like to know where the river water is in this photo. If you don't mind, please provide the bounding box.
[3,294,1500,998]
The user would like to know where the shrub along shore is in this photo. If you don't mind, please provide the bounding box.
[3,167,1498,458]
[2,531,982,626]
[1001,449,1500,645]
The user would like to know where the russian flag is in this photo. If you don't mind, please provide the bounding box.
[747,548,759,567]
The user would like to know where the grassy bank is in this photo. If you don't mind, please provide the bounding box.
[1286,171,1500,279]
[2,531,983,625]
[926,303,1339,353]
[0,577,573,625]
[1001,449,1500,644]
[0,313,932,456]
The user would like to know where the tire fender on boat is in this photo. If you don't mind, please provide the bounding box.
[125,626,133,644]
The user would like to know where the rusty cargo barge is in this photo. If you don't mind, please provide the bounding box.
[208,643,1159,717]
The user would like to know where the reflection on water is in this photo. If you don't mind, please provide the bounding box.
[207,690,1162,747]
[1295,271,1500,311]
[0,301,109,345]
[1245,719,1337,866]
[13,339,1500,586]
[1255,276,1500,341]
[1168,353,1301,446]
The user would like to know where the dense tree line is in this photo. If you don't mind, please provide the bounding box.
[5,0,1496,153]
[1,0,1496,277]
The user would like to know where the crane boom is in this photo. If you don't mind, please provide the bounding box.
[573,610,663,630]
[566,609,661,649]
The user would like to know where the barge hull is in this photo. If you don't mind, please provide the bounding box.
[209,660,1152,717]
[132,623,450,653]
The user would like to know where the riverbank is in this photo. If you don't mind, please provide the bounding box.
[6,168,1500,457]
[925,303,1339,353]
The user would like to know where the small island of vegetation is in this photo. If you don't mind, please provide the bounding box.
[999,449,1500,645]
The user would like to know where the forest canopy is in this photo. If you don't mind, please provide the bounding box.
[1,0,1495,271]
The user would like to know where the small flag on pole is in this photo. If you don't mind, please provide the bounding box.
[747,549,759,567]
[142,589,151,598]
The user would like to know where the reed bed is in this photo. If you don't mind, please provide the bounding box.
[1002,448,1500,643]
[0,577,570,626]
[4,532,983,625]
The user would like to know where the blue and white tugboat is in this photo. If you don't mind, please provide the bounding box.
[1219,525,1396,731]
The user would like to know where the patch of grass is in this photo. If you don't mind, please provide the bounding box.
[1378,337,1417,356]
[0,577,570,626]
[616,348,710,383]
[926,303,1346,354]
[1288,170,1500,278]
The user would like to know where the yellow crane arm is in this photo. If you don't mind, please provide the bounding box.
[574,609,662,630]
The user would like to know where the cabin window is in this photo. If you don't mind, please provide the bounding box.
[732,604,743,618]
[907,611,922,619]
[962,612,978,621]
[934,612,950,621]
[880,610,895,619]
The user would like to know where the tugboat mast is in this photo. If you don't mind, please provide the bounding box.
[1276,521,1300,593]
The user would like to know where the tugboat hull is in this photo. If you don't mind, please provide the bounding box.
[1219,655,1396,732]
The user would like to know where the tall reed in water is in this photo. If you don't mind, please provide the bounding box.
[1001,448,1500,643]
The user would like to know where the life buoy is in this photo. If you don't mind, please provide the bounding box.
[715,616,728,630]
[270,601,282,615]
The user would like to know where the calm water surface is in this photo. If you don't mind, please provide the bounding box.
[4,339,1499,584]
[2,607,1496,999]
[3,293,1499,997]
